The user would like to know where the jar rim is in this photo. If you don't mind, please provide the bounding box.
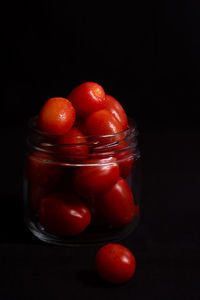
[28,115,138,145]
[27,115,140,163]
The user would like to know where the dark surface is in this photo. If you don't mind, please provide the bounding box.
[1,1,200,299]
[0,128,200,299]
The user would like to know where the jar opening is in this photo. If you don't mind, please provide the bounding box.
[29,115,137,139]
[27,115,140,163]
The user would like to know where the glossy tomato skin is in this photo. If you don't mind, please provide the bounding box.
[112,142,135,178]
[73,157,120,199]
[95,243,136,284]
[56,127,89,161]
[85,109,123,137]
[118,157,134,178]
[68,82,106,118]
[38,97,75,135]
[25,151,63,189]
[116,150,135,178]
[106,95,128,131]
[96,177,135,227]
[39,192,91,236]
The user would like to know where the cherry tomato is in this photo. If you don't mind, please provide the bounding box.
[38,97,75,135]
[85,109,123,137]
[56,127,89,161]
[95,243,136,284]
[118,158,134,178]
[106,95,128,131]
[108,142,135,178]
[25,151,63,188]
[116,150,135,178]
[39,192,91,236]
[92,139,135,178]
[68,82,106,118]
[73,157,120,198]
[96,177,136,227]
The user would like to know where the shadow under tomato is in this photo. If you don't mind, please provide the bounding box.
[78,269,126,288]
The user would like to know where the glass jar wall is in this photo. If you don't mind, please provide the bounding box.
[23,116,141,246]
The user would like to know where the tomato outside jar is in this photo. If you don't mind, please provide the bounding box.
[23,116,142,246]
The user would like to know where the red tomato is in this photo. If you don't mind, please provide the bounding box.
[116,150,135,178]
[92,140,135,178]
[73,157,120,198]
[95,243,136,284]
[68,82,106,118]
[96,177,136,227]
[25,151,63,188]
[39,192,91,236]
[56,127,89,161]
[38,97,75,135]
[108,142,135,178]
[118,158,134,178]
[85,109,123,136]
[106,95,128,131]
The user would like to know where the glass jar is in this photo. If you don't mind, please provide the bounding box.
[23,116,141,246]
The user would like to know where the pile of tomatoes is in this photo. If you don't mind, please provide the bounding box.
[26,82,138,237]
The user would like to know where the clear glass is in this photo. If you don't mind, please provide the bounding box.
[23,116,141,246]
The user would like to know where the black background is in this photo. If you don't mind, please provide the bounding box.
[1,1,200,299]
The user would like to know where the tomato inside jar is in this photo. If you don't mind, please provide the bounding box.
[24,83,141,246]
